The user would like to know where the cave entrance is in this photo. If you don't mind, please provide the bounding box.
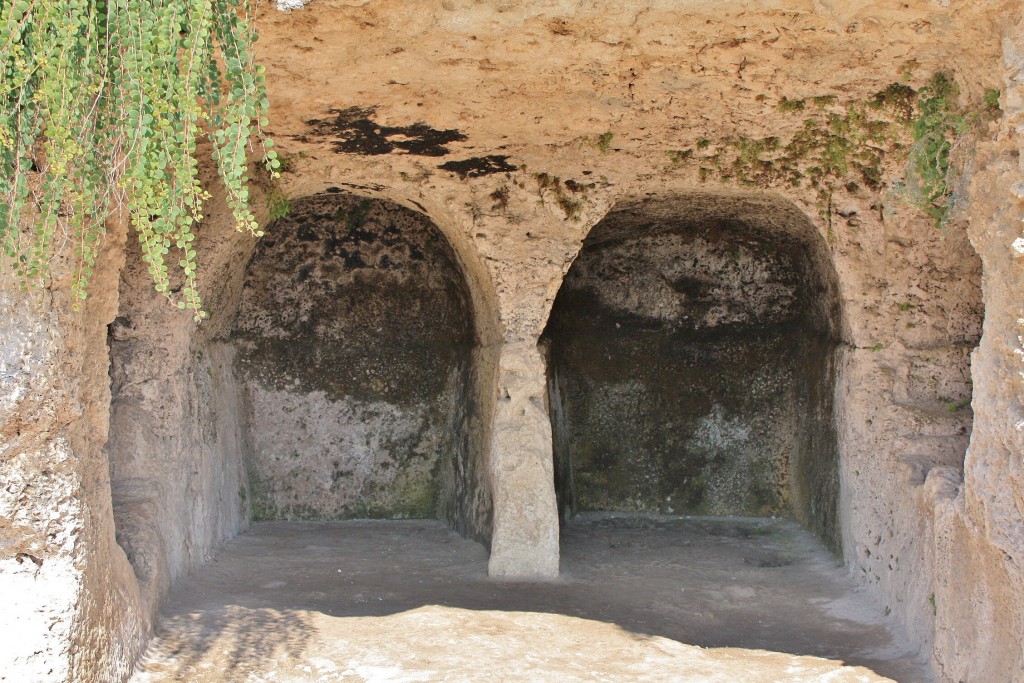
[542,194,842,550]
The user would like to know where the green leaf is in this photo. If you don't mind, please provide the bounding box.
[3,0,270,322]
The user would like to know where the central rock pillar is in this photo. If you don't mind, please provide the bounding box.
[420,181,610,578]
[487,340,559,578]
[448,189,607,579]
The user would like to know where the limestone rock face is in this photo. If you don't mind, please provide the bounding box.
[930,19,1024,678]
[1,1,1023,681]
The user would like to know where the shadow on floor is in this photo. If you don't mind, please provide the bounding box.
[130,517,930,682]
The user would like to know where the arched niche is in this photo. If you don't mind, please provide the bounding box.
[230,191,493,536]
[542,192,843,550]
[105,189,500,618]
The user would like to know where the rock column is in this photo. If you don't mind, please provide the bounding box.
[461,192,603,579]
[487,341,560,577]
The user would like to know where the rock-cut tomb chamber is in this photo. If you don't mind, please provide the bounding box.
[2,2,1024,682]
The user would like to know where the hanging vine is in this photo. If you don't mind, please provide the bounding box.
[0,0,279,320]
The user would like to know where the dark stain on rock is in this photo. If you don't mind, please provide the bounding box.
[338,181,387,193]
[438,155,518,178]
[744,553,795,568]
[234,194,473,405]
[305,106,467,157]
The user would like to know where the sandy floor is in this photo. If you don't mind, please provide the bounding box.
[130,516,931,682]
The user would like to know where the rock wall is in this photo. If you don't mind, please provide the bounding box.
[103,191,262,632]
[928,18,1024,680]
[1,217,144,683]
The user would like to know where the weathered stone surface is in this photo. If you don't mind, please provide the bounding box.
[232,194,481,524]
[1,217,145,683]
[104,195,258,633]
[928,19,1024,679]
[488,342,560,578]
[544,200,841,550]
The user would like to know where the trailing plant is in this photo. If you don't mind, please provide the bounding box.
[1,0,279,320]
[682,106,890,228]
[673,73,1001,228]
[901,73,1000,225]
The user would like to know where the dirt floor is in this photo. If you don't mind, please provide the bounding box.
[129,516,931,682]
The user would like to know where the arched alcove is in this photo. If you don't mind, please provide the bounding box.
[542,193,843,549]
[105,189,497,619]
[230,192,487,528]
